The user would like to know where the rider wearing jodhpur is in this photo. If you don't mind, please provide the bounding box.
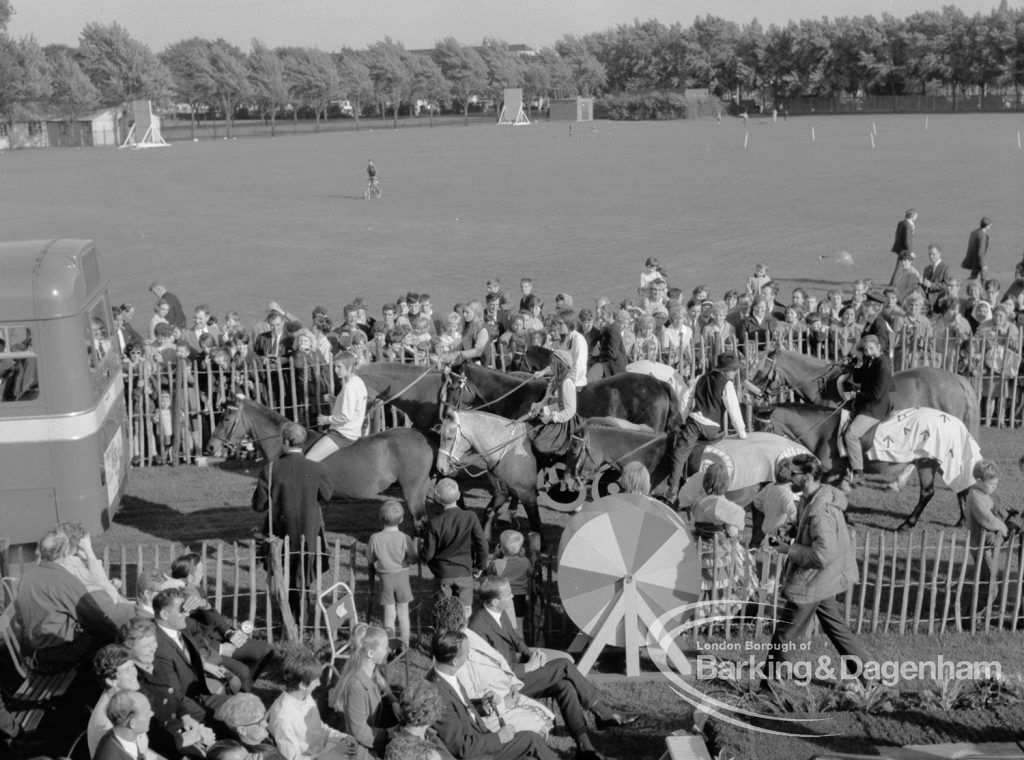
[839,334,892,491]
[664,353,747,506]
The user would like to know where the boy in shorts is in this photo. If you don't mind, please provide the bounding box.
[420,479,488,620]
[366,500,417,646]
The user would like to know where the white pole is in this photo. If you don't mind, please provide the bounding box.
[925,116,929,130]
[870,133,876,150]
[1019,130,1022,151]
[872,121,877,136]
[744,131,749,150]
[811,126,816,142]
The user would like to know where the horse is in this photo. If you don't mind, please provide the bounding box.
[450,363,681,432]
[209,397,436,526]
[750,348,981,436]
[753,403,977,532]
[436,409,669,538]
[357,363,446,429]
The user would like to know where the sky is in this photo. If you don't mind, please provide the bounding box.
[6,1,1010,53]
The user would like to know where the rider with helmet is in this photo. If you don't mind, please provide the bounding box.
[838,334,892,491]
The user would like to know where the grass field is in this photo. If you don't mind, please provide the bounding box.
[1,114,1022,324]
[6,114,1024,759]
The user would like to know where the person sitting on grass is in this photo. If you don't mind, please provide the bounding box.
[215,693,285,760]
[329,624,400,758]
[267,647,358,760]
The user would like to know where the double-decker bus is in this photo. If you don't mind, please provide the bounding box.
[0,240,127,544]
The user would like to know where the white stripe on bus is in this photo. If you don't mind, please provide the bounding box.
[0,370,124,444]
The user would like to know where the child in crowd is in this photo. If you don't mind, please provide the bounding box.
[268,647,358,760]
[498,313,530,371]
[639,256,665,290]
[154,390,174,462]
[487,530,533,633]
[419,478,488,619]
[366,500,417,647]
[403,316,433,365]
[746,262,771,297]
[965,460,1013,615]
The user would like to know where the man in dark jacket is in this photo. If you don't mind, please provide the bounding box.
[961,216,992,282]
[889,208,916,285]
[586,309,629,381]
[252,423,331,609]
[426,631,557,760]
[839,335,892,490]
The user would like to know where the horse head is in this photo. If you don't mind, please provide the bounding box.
[437,410,472,476]
[209,393,248,457]
[749,348,783,397]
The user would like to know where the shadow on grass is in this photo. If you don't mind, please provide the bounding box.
[116,493,260,543]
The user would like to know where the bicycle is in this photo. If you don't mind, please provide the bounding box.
[364,176,381,200]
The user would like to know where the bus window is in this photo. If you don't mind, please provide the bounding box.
[85,296,118,397]
[0,324,39,401]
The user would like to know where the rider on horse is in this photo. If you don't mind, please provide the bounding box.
[528,349,583,491]
[837,334,893,491]
[664,353,747,505]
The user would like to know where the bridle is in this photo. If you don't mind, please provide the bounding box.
[438,411,530,474]
[750,353,841,402]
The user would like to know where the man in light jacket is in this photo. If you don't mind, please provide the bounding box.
[764,453,870,683]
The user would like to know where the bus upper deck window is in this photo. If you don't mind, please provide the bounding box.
[0,325,39,402]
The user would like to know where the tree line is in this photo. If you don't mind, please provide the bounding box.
[1,1,1022,137]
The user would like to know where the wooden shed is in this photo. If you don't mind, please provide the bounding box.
[549,97,594,121]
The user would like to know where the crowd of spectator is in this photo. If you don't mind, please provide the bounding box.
[103,241,1024,467]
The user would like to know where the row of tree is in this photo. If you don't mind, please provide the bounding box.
[1,2,1023,138]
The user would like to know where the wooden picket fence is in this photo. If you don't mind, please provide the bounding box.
[5,527,1019,650]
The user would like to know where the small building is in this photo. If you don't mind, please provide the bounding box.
[549,97,594,122]
[0,107,118,151]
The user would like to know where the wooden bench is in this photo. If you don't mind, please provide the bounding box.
[0,603,77,735]
[662,733,713,760]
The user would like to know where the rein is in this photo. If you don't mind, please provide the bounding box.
[755,354,840,400]
[369,366,436,407]
[443,370,537,413]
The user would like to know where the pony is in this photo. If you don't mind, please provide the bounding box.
[209,397,436,525]
[753,403,975,531]
[436,409,669,537]
[449,363,680,432]
[750,348,981,436]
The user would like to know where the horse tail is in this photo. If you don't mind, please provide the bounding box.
[956,373,981,438]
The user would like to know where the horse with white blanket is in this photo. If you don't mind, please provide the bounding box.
[753,404,981,532]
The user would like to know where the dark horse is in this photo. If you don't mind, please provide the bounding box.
[750,348,981,436]
[437,410,670,535]
[209,397,436,525]
[450,362,680,432]
[754,403,971,532]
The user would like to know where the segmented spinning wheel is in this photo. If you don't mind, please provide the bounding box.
[557,493,701,676]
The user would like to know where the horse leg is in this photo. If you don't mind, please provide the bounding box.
[897,461,935,532]
[886,463,915,492]
[955,488,968,529]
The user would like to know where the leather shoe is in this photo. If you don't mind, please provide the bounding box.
[594,711,639,730]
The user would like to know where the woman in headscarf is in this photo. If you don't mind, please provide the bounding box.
[528,349,581,491]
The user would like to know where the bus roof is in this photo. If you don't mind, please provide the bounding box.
[0,240,102,321]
